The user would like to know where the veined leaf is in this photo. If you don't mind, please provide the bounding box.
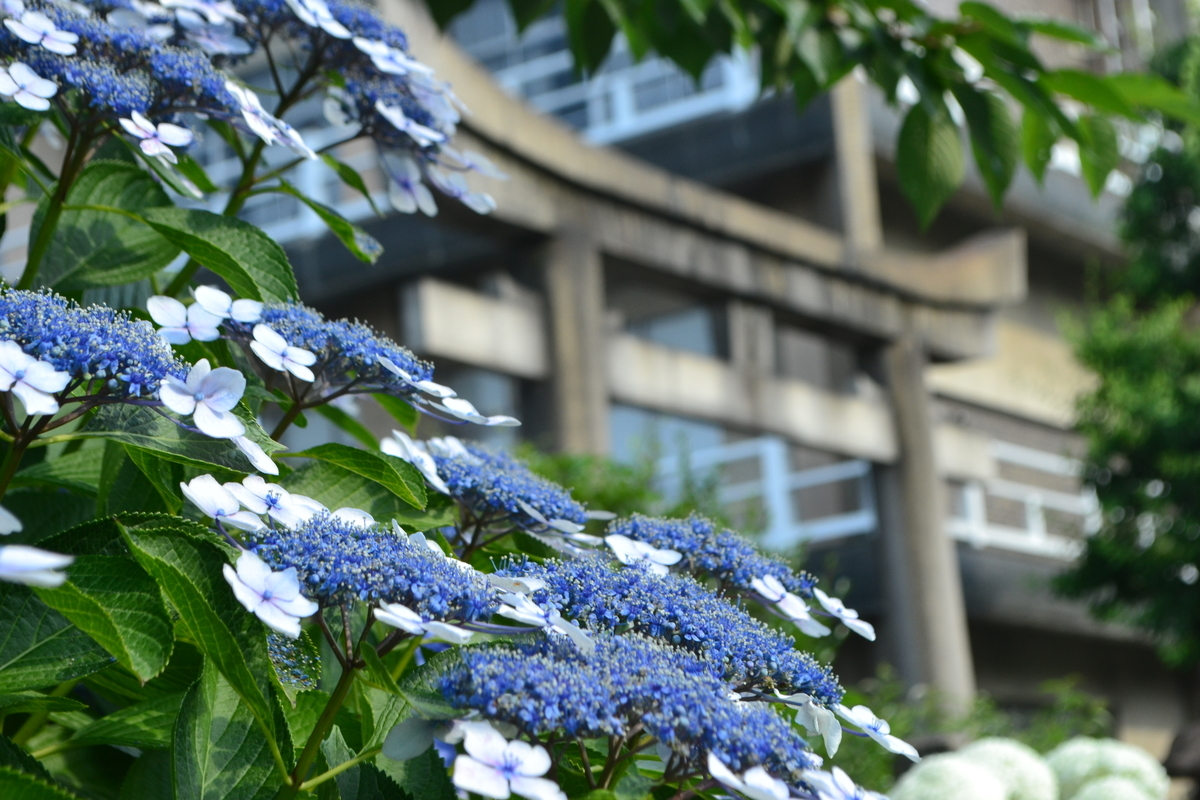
[319,154,383,217]
[0,693,84,716]
[896,104,964,229]
[280,461,454,530]
[374,394,419,435]
[1021,108,1058,183]
[0,583,112,693]
[68,692,184,750]
[270,181,382,264]
[1076,114,1119,197]
[314,405,378,449]
[12,445,104,496]
[283,443,426,510]
[321,726,408,800]
[1108,72,1200,127]
[953,85,1020,208]
[1041,70,1137,118]
[0,767,81,800]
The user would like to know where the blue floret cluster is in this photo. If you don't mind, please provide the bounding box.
[433,444,590,527]
[0,289,185,398]
[248,511,497,618]
[608,513,816,597]
[497,556,842,704]
[440,634,818,784]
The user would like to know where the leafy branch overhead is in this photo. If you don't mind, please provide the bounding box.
[430,0,1200,226]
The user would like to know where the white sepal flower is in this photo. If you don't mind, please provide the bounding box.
[452,723,566,800]
[222,551,318,638]
[160,359,246,439]
[175,8,251,54]
[2,0,26,17]
[438,396,520,427]
[427,436,473,460]
[380,429,449,494]
[0,61,55,109]
[234,435,278,475]
[160,0,245,23]
[779,692,841,755]
[375,100,446,146]
[119,111,193,163]
[487,575,547,596]
[250,324,317,382]
[0,340,69,416]
[374,601,473,645]
[180,474,265,532]
[352,36,432,75]
[5,11,78,54]
[0,504,21,535]
[378,356,456,398]
[752,575,831,638]
[283,0,350,38]
[813,588,875,641]
[803,766,885,800]
[332,507,374,525]
[707,753,789,800]
[0,544,72,587]
[604,534,682,576]
[224,80,278,145]
[386,154,437,217]
[497,592,594,654]
[147,295,222,344]
[835,705,919,762]
[225,476,313,528]
[193,285,263,323]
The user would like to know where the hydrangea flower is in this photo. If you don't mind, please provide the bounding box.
[0,544,72,587]
[752,575,830,638]
[118,110,193,162]
[250,324,317,382]
[451,722,565,800]
[804,767,886,800]
[812,588,875,641]
[5,10,78,54]
[374,601,474,645]
[224,475,322,528]
[147,296,222,344]
[0,60,55,109]
[835,705,918,761]
[159,358,246,439]
[181,474,266,532]
[708,753,790,800]
[223,550,318,638]
[604,533,681,575]
[0,339,70,415]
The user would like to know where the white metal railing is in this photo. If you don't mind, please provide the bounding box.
[946,440,1101,559]
[655,435,877,550]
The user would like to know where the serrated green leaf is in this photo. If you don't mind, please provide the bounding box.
[33,551,174,683]
[97,440,169,516]
[896,104,964,229]
[271,181,382,264]
[176,153,219,194]
[122,519,278,743]
[0,732,52,781]
[377,748,454,800]
[0,583,112,693]
[953,85,1019,209]
[284,443,426,510]
[280,462,454,531]
[396,648,461,721]
[1021,108,1057,183]
[319,154,383,217]
[140,206,299,302]
[322,726,409,800]
[118,750,172,800]
[11,445,104,496]
[359,646,402,696]
[78,403,281,474]
[362,686,411,753]
[32,161,179,290]
[174,661,281,800]
[1076,114,1119,198]
[314,404,378,449]
[0,693,84,716]
[124,446,184,514]
[1,490,96,547]
[0,767,81,800]
[373,395,419,436]
[68,692,184,750]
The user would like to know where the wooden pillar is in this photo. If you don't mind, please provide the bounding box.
[875,313,976,712]
[831,70,883,261]
[541,231,609,454]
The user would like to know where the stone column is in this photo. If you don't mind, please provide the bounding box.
[875,313,976,712]
[541,231,610,454]
[830,70,883,261]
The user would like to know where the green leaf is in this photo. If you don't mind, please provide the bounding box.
[33,552,174,683]
[174,661,281,800]
[0,583,112,693]
[396,648,461,720]
[97,441,169,516]
[0,767,81,800]
[358,646,402,696]
[314,405,378,449]
[322,726,408,800]
[79,403,281,474]
[896,104,964,229]
[613,768,654,800]
[361,686,410,752]
[1041,70,1137,118]
[1,490,95,546]
[1019,16,1104,46]
[0,693,84,716]
[319,154,383,217]
[374,395,419,435]
[280,461,454,531]
[378,748,454,800]
[122,518,278,742]
[124,446,185,514]
[1021,108,1057,183]
[31,161,179,290]
[285,443,426,510]
[960,2,1021,43]
[69,693,184,750]
[1076,114,1119,198]
[1108,72,1200,127]
[565,0,616,74]
[139,207,299,302]
[12,445,103,496]
[271,181,382,264]
[0,732,52,780]
[175,153,219,194]
[509,0,557,29]
[118,751,172,800]
[953,85,1019,209]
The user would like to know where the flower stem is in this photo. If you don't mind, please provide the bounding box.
[297,746,382,792]
[277,662,358,800]
[0,435,31,503]
[17,129,92,291]
[271,402,306,441]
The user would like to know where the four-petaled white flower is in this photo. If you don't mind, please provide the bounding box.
[427,166,496,215]
[386,154,437,217]
[180,474,265,531]
[225,475,321,528]
[777,692,841,755]
[0,340,69,416]
[224,80,279,145]
[487,574,547,596]
[283,0,350,38]
[0,62,55,110]
[374,601,473,645]
[147,295,223,344]
[174,9,251,55]
[119,111,193,163]
[812,588,875,641]
[442,146,507,180]
[160,0,245,23]
[5,11,78,54]
[707,753,790,800]
[351,36,432,76]
[381,429,449,494]
[438,396,520,427]
[751,575,831,638]
[160,359,246,439]
[234,435,279,475]
[604,534,682,576]
[0,544,72,588]
[835,705,919,762]
[223,551,318,638]
[251,324,317,382]
[377,356,455,398]
[375,100,446,147]
[497,592,594,654]
[452,722,566,800]
[192,285,263,324]
[332,507,374,525]
[803,767,885,800]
